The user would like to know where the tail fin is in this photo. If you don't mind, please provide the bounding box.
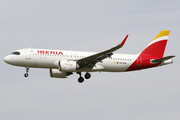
[141,30,170,58]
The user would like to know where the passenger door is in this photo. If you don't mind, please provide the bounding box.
[25,48,31,60]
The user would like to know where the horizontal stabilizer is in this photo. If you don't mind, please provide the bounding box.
[151,55,175,64]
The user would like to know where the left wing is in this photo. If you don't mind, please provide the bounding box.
[77,35,129,69]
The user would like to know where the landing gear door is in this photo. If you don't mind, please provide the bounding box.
[25,48,31,60]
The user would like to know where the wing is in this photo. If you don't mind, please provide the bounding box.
[77,35,129,69]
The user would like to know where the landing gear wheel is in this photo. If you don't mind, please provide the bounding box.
[24,73,29,77]
[78,77,84,83]
[85,73,91,79]
[24,67,29,78]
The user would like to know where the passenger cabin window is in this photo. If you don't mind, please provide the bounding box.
[11,51,20,55]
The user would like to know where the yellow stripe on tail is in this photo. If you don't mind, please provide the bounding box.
[152,30,170,41]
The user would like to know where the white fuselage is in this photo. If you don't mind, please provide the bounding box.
[4,48,139,72]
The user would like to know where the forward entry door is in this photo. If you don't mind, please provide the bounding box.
[25,48,31,60]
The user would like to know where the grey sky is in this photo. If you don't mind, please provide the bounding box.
[0,0,180,120]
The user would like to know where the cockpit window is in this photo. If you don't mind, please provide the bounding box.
[11,51,20,55]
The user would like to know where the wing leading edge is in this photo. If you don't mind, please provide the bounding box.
[77,35,129,70]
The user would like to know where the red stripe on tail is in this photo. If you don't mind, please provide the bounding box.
[141,40,167,58]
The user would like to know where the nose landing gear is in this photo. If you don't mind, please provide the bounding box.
[24,67,29,77]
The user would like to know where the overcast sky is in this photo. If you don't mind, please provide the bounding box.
[0,0,180,120]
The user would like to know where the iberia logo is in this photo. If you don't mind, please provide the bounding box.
[37,50,63,55]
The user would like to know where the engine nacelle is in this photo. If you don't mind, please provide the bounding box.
[54,60,80,72]
[50,69,73,78]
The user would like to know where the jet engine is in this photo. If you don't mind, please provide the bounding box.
[50,69,73,78]
[54,60,80,72]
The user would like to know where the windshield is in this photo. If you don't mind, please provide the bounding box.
[11,51,20,55]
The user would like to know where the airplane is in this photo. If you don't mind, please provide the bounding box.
[4,30,175,83]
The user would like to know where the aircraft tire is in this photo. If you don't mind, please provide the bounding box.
[85,73,91,79]
[24,73,28,77]
[78,77,84,83]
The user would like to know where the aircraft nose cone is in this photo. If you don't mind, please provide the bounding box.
[4,56,11,64]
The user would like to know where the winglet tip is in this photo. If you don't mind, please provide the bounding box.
[120,35,128,46]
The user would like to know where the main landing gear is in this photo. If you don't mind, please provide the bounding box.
[24,67,29,77]
[77,72,91,83]
[85,72,91,79]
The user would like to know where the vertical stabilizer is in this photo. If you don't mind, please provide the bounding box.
[141,30,170,58]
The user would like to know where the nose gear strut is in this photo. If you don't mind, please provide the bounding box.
[24,67,29,77]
